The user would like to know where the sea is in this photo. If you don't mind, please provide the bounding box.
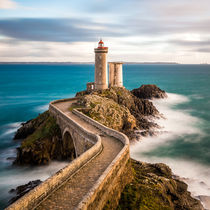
[0,64,210,209]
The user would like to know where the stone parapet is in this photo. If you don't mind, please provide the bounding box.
[73,109,131,210]
[73,109,129,146]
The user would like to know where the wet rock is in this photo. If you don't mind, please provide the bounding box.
[14,111,49,140]
[14,111,76,165]
[116,159,204,210]
[131,84,167,99]
[9,180,42,204]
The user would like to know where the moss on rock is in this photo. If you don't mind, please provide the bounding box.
[14,111,76,165]
[115,159,203,210]
[77,94,136,133]
[76,87,160,139]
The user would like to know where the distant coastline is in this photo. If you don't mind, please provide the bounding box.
[0,62,209,65]
[0,62,178,65]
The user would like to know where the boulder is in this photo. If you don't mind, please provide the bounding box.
[131,84,167,99]
[9,180,42,204]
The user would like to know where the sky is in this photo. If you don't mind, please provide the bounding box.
[0,0,210,63]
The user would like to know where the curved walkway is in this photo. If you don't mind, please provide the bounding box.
[35,100,123,209]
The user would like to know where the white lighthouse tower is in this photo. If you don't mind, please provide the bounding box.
[86,40,124,92]
[94,39,108,90]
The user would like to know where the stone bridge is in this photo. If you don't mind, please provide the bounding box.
[6,97,132,210]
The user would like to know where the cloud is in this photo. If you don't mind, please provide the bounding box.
[0,0,210,62]
[169,39,210,47]
[0,18,126,43]
[0,39,95,61]
[0,0,17,9]
[197,48,210,53]
[1,17,210,45]
[148,0,210,17]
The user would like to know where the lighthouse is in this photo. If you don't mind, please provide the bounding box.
[94,39,108,90]
[86,40,124,92]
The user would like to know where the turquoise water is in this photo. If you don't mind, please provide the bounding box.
[0,64,210,208]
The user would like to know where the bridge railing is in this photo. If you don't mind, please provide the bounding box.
[50,99,98,144]
[73,109,130,209]
[6,99,102,210]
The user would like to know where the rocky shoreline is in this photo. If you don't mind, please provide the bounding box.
[14,84,164,166]
[116,159,204,210]
[10,84,204,209]
[13,111,75,165]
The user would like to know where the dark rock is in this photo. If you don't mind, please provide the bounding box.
[116,159,204,210]
[14,112,76,165]
[131,84,167,99]
[6,157,16,161]
[9,180,42,204]
[14,111,49,140]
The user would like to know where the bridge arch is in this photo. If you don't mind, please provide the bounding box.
[62,128,77,160]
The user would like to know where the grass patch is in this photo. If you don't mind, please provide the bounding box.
[21,116,60,148]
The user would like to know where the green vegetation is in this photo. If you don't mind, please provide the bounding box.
[68,104,85,111]
[21,112,60,148]
[113,159,202,210]
[115,160,173,210]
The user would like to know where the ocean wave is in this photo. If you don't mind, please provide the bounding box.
[132,93,204,152]
[189,94,204,100]
[0,161,69,188]
[152,92,190,105]
[0,122,22,138]
[34,104,49,113]
[0,148,17,163]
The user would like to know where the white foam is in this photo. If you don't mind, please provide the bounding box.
[1,122,22,137]
[190,94,204,100]
[131,92,205,152]
[0,161,69,188]
[35,104,49,112]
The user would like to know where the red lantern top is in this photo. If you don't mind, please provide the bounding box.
[97,39,107,49]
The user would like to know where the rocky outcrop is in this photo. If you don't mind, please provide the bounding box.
[14,111,76,165]
[76,94,136,133]
[76,87,160,139]
[14,85,164,164]
[116,159,204,210]
[9,180,42,204]
[14,112,49,140]
[131,84,167,99]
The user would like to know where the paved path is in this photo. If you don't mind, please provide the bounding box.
[35,100,123,210]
